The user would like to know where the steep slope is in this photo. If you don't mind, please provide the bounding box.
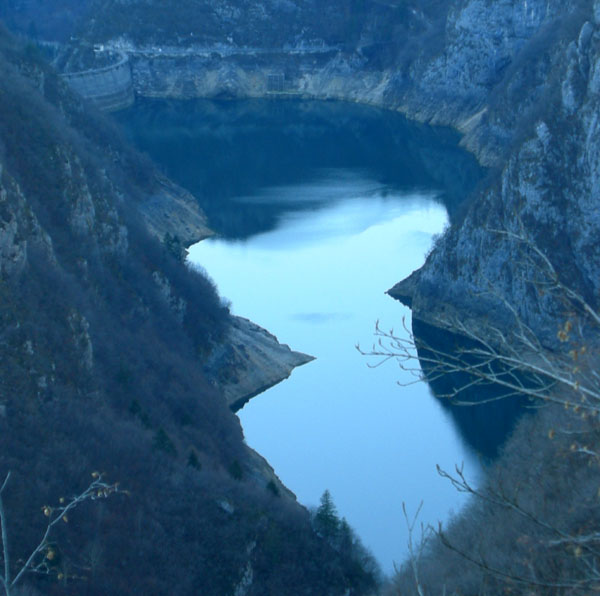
[390,0,600,347]
[0,27,378,595]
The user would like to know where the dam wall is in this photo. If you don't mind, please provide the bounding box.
[61,53,134,111]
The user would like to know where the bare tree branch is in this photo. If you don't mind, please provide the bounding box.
[0,473,12,596]
[0,471,124,595]
[371,219,600,594]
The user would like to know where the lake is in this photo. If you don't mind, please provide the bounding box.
[117,98,484,574]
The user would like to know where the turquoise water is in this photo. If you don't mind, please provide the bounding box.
[117,98,484,573]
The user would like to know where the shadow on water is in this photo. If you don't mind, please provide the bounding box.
[115,97,483,239]
[412,319,532,461]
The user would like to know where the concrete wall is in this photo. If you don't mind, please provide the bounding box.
[61,54,134,112]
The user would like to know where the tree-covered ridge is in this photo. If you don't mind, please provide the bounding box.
[0,25,377,595]
[77,0,409,48]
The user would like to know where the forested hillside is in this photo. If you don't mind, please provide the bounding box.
[0,25,379,595]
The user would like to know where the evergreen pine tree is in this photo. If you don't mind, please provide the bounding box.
[314,489,340,541]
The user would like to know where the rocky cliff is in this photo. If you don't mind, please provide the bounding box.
[389,0,600,347]
[205,316,314,411]
[53,0,411,105]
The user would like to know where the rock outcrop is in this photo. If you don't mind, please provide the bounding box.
[205,316,314,411]
[138,173,213,245]
[390,0,600,347]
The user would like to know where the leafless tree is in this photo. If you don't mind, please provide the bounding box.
[361,225,600,413]
[363,225,600,594]
[400,502,432,596]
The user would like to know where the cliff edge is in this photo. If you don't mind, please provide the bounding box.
[391,0,600,348]
[205,316,314,412]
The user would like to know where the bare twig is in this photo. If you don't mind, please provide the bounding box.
[0,472,124,595]
[402,501,431,596]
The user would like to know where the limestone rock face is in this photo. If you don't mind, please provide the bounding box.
[391,8,600,346]
[104,43,391,106]
[0,164,54,278]
[205,316,314,411]
[386,0,600,345]
[67,0,406,105]
[385,0,563,165]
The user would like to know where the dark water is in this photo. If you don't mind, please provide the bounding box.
[413,320,531,460]
[116,98,482,239]
[114,98,522,573]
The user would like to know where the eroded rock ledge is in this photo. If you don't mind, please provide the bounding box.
[389,4,600,348]
[204,316,314,411]
[138,173,213,245]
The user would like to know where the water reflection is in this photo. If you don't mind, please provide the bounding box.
[116,97,486,573]
[412,320,530,460]
[115,98,483,239]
